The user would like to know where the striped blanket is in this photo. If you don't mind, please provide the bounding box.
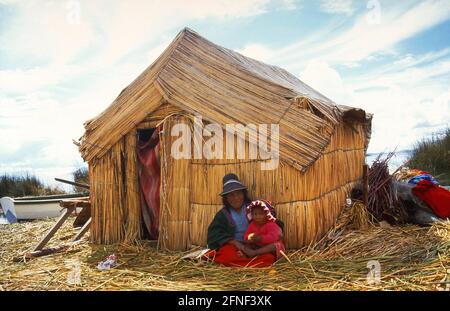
[137,129,161,239]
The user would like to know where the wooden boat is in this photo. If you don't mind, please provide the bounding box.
[0,193,89,223]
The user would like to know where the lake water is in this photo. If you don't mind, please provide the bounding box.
[365,150,412,173]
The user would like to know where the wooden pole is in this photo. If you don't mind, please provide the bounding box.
[54,178,90,190]
[72,218,91,241]
[363,164,369,206]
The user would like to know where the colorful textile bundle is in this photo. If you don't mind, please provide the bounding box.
[408,172,440,186]
[412,180,450,218]
[394,167,450,219]
[394,168,440,185]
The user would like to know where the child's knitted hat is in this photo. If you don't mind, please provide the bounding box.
[246,199,276,222]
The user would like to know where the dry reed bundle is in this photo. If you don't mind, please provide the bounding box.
[158,115,191,251]
[2,219,449,291]
[368,153,408,223]
[330,200,375,233]
[348,201,375,230]
[89,131,141,244]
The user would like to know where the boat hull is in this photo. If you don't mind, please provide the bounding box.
[14,200,66,220]
[0,194,88,222]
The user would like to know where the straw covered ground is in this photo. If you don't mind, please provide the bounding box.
[1,209,449,291]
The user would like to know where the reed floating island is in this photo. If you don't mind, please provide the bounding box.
[1,214,449,290]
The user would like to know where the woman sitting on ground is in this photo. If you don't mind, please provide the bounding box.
[203,173,279,267]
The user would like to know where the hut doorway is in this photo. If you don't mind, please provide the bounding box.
[137,127,161,240]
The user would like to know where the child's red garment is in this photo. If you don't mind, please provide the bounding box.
[244,221,285,259]
[202,243,276,268]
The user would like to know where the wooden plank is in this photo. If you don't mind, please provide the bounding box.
[32,206,75,252]
[12,239,86,262]
[73,204,91,228]
[13,245,68,262]
[60,200,90,208]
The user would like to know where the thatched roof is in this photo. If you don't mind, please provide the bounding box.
[79,28,370,171]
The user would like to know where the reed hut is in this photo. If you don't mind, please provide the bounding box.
[78,28,372,250]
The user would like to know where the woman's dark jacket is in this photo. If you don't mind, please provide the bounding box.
[207,207,236,250]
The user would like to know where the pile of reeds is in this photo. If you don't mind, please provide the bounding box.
[1,217,449,291]
[331,200,376,233]
[367,152,408,223]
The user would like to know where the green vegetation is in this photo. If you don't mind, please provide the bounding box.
[72,166,89,192]
[0,173,65,198]
[0,166,89,198]
[408,127,450,185]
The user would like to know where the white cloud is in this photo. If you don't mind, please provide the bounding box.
[350,57,450,92]
[286,50,450,153]
[147,39,173,64]
[246,0,450,69]
[0,57,154,185]
[230,1,450,155]
[344,55,450,152]
[0,65,86,94]
[299,60,354,105]
[0,0,275,87]
[237,43,274,62]
[352,86,449,153]
[320,0,355,16]
[93,0,271,65]
[0,91,89,187]
[2,0,273,66]
[323,0,450,64]
[0,1,95,65]
[0,0,21,4]
[279,0,298,11]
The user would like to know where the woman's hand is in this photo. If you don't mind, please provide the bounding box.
[247,234,262,243]
[236,250,247,258]
[252,235,262,243]
[241,246,256,257]
[228,239,245,251]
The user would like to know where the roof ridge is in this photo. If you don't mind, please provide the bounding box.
[178,28,339,112]
[180,28,298,94]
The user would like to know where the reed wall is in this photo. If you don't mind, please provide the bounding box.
[89,108,367,249]
[158,115,367,250]
[89,132,141,244]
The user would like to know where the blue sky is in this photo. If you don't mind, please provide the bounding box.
[0,0,449,189]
